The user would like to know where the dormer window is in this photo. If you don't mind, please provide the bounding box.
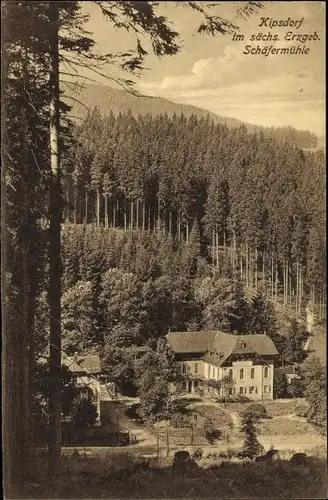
[241,340,246,349]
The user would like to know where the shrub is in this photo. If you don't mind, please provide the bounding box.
[203,419,222,444]
[295,403,308,418]
[244,403,268,419]
[192,448,203,461]
[125,403,143,422]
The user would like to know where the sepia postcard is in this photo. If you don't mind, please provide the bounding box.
[1,1,326,499]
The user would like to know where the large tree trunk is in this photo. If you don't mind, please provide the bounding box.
[19,69,32,465]
[1,111,14,493]
[48,5,62,480]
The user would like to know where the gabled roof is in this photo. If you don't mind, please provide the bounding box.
[234,334,278,357]
[166,331,217,353]
[62,355,101,374]
[203,333,238,366]
[167,331,278,365]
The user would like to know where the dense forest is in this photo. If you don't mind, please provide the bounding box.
[3,2,325,496]
[64,83,319,150]
[61,108,326,324]
[59,223,311,372]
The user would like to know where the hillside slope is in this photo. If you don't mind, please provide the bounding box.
[62,83,319,148]
[62,82,242,127]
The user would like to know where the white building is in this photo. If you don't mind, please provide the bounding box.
[166,331,278,400]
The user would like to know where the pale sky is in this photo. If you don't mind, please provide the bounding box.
[77,1,325,136]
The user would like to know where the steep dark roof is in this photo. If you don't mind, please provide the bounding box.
[203,333,238,366]
[62,355,101,374]
[166,331,217,353]
[167,331,278,364]
[235,335,278,356]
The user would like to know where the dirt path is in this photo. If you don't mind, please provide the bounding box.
[100,396,157,449]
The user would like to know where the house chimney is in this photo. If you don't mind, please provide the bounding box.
[73,352,78,363]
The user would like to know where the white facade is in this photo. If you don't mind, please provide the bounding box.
[174,358,274,400]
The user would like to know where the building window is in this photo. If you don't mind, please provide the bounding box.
[251,368,255,379]
[255,387,258,394]
[264,385,268,393]
[181,381,187,391]
[240,387,244,395]
[229,388,233,395]
[212,367,215,378]
[193,414,198,421]
[208,365,210,378]
[229,369,233,381]
[249,386,255,394]
[240,368,244,380]
[264,367,268,378]
[182,363,187,374]
[194,363,199,374]
[194,380,198,389]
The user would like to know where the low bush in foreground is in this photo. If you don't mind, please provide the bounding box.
[10,450,327,499]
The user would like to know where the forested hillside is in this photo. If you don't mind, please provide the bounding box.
[64,84,319,148]
[61,108,325,330]
[60,224,313,374]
